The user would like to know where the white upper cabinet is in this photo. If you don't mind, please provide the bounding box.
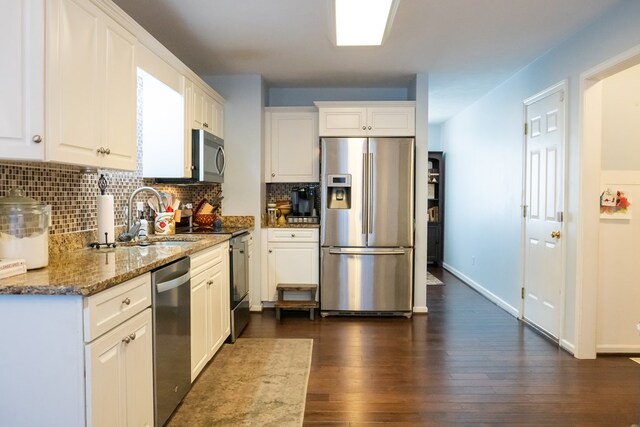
[265,107,319,183]
[315,102,416,137]
[192,82,224,139]
[46,0,137,170]
[0,0,45,161]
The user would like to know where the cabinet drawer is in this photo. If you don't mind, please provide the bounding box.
[268,228,319,243]
[191,242,227,276]
[84,273,151,342]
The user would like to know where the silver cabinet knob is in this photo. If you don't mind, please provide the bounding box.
[368,126,372,130]
[122,336,131,344]
[291,233,296,238]
[204,122,209,128]
[268,249,272,253]
[97,147,104,154]
[32,135,43,143]
[271,172,276,177]
[362,126,366,130]
[207,280,213,285]
[105,148,110,155]
[129,332,136,341]
[122,297,131,305]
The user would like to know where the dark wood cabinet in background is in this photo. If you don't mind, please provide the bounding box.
[427,152,444,265]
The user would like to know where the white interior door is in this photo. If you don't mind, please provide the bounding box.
[522,85,565,339]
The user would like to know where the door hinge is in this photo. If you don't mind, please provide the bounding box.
[522,205,528,218]
[556,211,564,222]
[524,122,528,136]
[521,287,525,299]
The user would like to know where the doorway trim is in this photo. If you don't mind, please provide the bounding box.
[576,44,640,359]
[519,80,568,347]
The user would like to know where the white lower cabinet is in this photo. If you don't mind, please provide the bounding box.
[85,309,153,427]
[0,273,153,426]
[190,242,230,381]
[265,228,319,302]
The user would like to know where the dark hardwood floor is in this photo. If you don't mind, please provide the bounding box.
[242,268,640,426]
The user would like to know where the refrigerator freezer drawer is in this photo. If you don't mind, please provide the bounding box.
[320,247,413,313]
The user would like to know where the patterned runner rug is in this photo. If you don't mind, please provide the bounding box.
[169,338,313,427]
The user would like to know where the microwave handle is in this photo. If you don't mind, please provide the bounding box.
[216,146,226,175]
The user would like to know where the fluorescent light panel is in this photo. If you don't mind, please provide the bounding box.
[335,0,395,46]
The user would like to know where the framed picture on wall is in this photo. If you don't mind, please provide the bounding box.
[600,187,632,219]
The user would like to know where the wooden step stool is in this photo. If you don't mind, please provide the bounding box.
[275,283,318,320]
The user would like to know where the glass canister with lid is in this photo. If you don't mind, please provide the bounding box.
[0,188,51,269]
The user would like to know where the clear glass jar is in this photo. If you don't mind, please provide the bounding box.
[0,188,51,269]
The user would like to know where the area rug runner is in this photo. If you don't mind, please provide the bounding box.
[168,338,313,427]
[427,271,444,285]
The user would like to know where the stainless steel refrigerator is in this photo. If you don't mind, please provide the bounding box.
[320,137,414,315]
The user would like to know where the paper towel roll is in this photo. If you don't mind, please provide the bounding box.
[97,195,115,244]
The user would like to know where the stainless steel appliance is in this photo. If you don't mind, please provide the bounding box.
[156,129,225,184]
[320,137,414,316]
[291,186,315,216]
[151,256,191,426]
[229,232,250,342]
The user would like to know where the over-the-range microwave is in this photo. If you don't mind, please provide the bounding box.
[155,129,225,184]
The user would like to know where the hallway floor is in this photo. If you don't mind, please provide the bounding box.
[242,268,640,425]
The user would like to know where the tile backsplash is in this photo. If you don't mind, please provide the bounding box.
[266,182,320,210]
[0,160,222,236]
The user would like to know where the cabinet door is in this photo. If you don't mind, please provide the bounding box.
[318,107,367,137]
[222,246,230,336]
[267,242,319,301]
[102,15,136,170]
[203,94,215,134]
[122,309,154,427]
[212,99,224,139]
[190,269,209,382]
[207,262,226,357]
[367,107,415,136]
[46,0,103,167]
[192,84,205,130]
[86,309,153,427]
[0,0,45,160]
[267,110,319,182]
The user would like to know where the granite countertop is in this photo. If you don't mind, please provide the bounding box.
[0,235,230,296]
[262,222,320,229]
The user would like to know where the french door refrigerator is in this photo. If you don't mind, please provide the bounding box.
[320,137,414,316]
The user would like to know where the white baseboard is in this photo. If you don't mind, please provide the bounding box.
[413,306,428,314]
[596,344,640,353]
[442,263,520,318]
[250,304,263,312]
[560,339,576,355]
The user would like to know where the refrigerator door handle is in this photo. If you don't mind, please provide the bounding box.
[368,152,373,235]
[329,248,406,256]
[362,152,368,235]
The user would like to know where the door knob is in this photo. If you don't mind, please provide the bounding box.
[550,231,561,239]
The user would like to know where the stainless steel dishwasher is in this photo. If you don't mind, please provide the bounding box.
[152,256,190,427]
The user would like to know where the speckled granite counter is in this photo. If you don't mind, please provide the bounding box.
[0,235,230,296]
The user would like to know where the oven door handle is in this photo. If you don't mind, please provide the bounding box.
[156,271,190,293]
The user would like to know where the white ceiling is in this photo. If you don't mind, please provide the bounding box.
[112,0,623,123]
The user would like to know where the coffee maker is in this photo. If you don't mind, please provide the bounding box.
[291,186,315,216]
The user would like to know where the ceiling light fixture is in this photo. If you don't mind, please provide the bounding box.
[335,0,399,46]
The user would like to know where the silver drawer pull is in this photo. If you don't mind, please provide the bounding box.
[129,333,136,341]
[122,297,131,305]
[122,336,131,344]
[291,233,295,238]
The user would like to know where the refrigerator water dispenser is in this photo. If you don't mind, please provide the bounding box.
[327,174,352,209]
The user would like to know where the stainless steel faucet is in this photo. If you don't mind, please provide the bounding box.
[118,186,165,241]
